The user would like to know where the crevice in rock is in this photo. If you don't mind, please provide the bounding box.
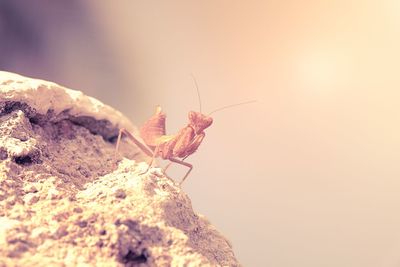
[0,101,119,142]
[68,116,119,142]
[14,155,34,165]
[12,148,41,165]
[0,101,37,119]
[120,249,148,265]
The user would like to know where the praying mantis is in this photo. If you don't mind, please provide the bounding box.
[115,78,255,185]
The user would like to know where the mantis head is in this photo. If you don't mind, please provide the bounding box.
[188,111,213,134]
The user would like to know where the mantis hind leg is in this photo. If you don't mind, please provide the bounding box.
[167,157,193,186]
[114,128,155,168]
[114,128,124,160]
[140,145,161,175]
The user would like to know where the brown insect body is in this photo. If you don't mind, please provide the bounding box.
[116,105,213,185]
[141,106,212,160]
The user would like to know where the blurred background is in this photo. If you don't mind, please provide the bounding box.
[2,0,400,266]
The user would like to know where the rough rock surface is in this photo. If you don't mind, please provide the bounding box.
[0,72,240,267]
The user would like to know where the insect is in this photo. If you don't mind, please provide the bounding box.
[115,78,255,185]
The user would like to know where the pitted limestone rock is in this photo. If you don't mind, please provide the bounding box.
[0,72,240,267]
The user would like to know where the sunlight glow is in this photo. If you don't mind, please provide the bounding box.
[296,49,351,92]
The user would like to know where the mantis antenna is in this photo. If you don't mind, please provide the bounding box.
[208,100,257,116]
[189,74,256,115]
[190,74,202,113]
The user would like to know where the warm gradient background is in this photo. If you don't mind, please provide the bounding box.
[2,1,400,266]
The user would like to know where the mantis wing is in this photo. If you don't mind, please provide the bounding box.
[140,106,166,148]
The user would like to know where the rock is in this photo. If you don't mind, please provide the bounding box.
[0,72,240,267]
